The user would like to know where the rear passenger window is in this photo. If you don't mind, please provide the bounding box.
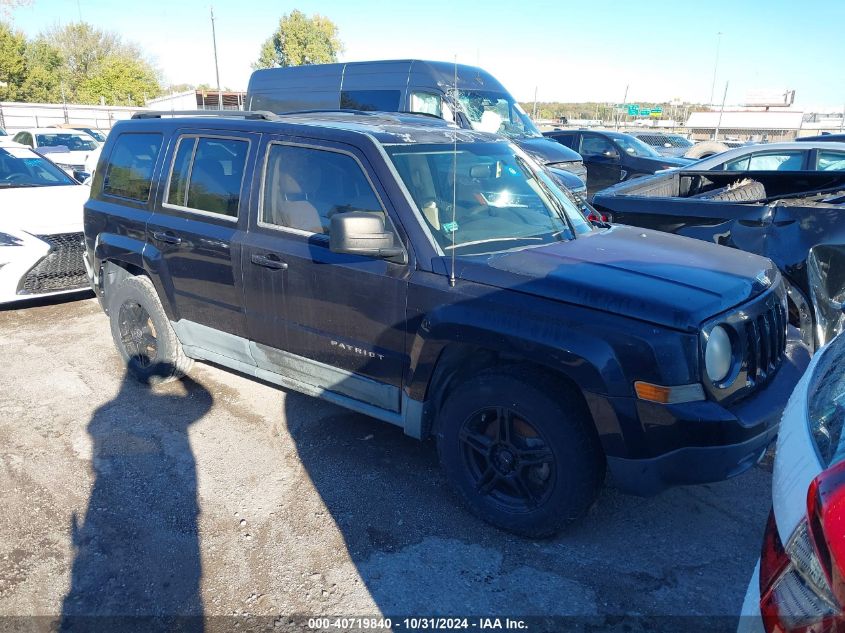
[102,133,162,202]
[165,136,248,218]
[261,144,383,235]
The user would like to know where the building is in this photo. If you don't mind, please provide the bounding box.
[145,89,246,111]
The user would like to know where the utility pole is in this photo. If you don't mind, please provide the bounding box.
[840,103,844,133]
[532,86,538,120]
[617,84,629,131]
[709,32,723,106]
[210,7,224,110]
[714,80,729,140]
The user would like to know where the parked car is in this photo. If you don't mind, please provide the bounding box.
[0,144,90,303]
[687,142,845,172]
[84,109,810,537]
[797,133,845,143]
[11,128,100,179]
[629,131,695,157]
[591,169,845,350]
[53,124,108,143]
[738,331,845,633]
[247,59,589,190]
[542,129,692,195]
[0,127,7,136]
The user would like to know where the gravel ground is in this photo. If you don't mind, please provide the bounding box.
[0,295,769,632]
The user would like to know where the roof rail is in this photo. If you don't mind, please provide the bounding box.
[131,110,279,121]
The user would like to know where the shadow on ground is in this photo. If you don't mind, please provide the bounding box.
[60,374,212,632]
[283,390,768,630]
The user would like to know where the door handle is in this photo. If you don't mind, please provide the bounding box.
[152,230,182,245]
[250,253,288,270]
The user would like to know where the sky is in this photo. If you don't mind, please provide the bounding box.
[6,0,845,110]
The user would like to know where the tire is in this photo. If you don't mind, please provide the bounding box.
[436,367,605,538]
[684,140,730,159]
[107,275,193,385]
[693,178,767,202]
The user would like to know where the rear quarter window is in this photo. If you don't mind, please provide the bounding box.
[102,132,163,202]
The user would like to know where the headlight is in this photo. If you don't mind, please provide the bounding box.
[705,325,732,383]
[807,333,845,466]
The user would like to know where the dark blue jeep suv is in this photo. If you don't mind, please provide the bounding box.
[83,110,810,536]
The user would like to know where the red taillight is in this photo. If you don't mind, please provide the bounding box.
[760,462,845,633]
[586,211,608,223]
[808,460,845,608]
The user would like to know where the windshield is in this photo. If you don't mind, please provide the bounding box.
[0,128,7,136]
[77,128,106,143]
[455,90,542,139]
[35,133,98,152]
[609,134,662,158]
[0,146,77,187]
[386,141,593,256]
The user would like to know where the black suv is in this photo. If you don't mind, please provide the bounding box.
[543,129,692,195]
[83,111,809,537]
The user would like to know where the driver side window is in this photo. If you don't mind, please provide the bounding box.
[579,135,615,157]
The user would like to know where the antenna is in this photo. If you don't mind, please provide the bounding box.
[449,56,458,288]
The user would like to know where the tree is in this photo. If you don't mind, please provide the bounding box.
[40,22,162,105]
[0,21,26,100]
[19,37,62,102]
[78,54,161,105]
[0,0,31,18]
[253,9,342,69]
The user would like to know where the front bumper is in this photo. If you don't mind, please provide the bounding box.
[597,327,812,495]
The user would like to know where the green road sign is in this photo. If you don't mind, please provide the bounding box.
[652,106,663,114]
[627,104,639,116]
[639,108,651,116]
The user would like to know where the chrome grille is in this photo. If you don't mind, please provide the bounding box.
[19,232,88,294]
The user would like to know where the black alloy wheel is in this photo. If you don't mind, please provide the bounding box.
[117,301,159,368]
[459,406,556,513]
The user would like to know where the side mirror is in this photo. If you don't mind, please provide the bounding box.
[329,212,405,261]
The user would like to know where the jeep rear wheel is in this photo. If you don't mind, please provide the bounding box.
[436,367,604,538]
[107,275,193,385]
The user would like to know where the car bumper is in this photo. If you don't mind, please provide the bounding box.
[737,560,764,633]
[599,327,812,495]
[0,231,89,304]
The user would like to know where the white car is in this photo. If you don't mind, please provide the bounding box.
[11,128,100,179]
[738,333,845,632]
[0,144,91,304]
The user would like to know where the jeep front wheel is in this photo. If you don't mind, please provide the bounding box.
[107,275,193,385]
[436,367,604,538]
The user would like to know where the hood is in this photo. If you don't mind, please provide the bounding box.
[0,184,88,234]
[452,224,778,331]
[514,136,582,165]
[44,150,92,166]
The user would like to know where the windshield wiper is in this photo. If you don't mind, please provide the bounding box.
[0,182,42,188]
[445,236,542,250]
